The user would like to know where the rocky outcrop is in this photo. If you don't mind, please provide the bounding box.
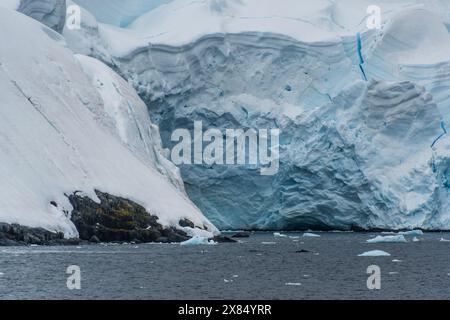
[68,190,191,243]
[18,0,66,33]
[0,223,81,246]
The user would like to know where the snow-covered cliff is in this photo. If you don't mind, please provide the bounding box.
[0,6,217,238]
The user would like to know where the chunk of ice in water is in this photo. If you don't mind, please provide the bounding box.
[273,232,288,238]
[367,235,407,243]
[358,250,391,257]
[181,236,217,246]
[303,233,321,238]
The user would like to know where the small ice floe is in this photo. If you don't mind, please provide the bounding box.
[274,232,288,238]
[303,275,311,278]
[398,230,424,236]
[389,272,399,275]
[261,242,277,245]
[180,235,217,246]
[440,238,450,242]
[303,233,321,238]
[366,235,407,243]
[285,282,301,286]
[289,236,300,239]
[358,250,391,257]
[314,252,320,256]
[232,275,239,278]
[412,237,420,242]
[392,259,402,263]
[0,272,4,276]
[224,279,234,283]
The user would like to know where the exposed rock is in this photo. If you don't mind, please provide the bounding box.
[179,218,195,228]
[68,190,191,243]
[0,222,67,246]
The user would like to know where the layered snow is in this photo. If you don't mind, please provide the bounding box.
[0,7,217,237]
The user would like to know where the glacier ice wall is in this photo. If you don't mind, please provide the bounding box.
[63,0,450,230]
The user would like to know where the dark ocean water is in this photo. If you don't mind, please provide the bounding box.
[1,232,450,299]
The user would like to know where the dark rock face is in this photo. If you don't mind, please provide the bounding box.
[0,223,79,246]
[18,0,67,33]
[68,190,191,243]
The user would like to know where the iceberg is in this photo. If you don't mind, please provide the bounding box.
[273,232,288,238]
[358,250,391,257]
[367,235,408,244]
[180,235,217,246]
[303,233,321,238]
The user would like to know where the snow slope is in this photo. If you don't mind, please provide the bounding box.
[0,7,216,237]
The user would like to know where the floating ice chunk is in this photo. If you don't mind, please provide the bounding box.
[262,242,277,245]
[389,272,399,275]
[367,235,407,243]
[303,233,321,238]
[273,232,288,238]
[289,236,300,239]
[412,237,420,242]
[358,250,391,257]
[440,238,450,242]
[399,230,424,236]
[180,235,217,246]
[285,282,301,286]
[224,279,233,283]
[392,259,402,262]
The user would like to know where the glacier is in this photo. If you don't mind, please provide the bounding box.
[0,6,217,238]
[5,0,450,233]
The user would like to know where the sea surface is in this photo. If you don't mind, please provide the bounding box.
[1,232,450,299]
